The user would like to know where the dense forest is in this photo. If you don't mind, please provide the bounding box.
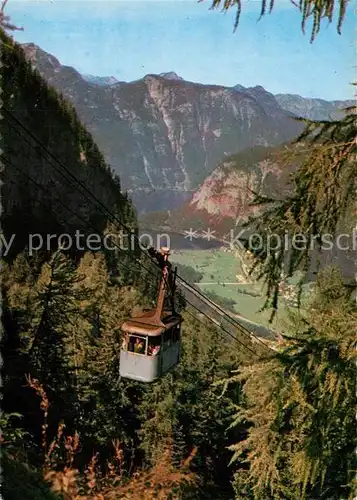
[1,11,357,500]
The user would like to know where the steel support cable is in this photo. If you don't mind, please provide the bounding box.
[177,305,262,361]
[4,157,259,359]
[3,116,161,271]
[7,110,272,353]
[4,107,157,258]
[5,111,179,307]
[176,276,274,352]
[2,155,160,284]
[176,290,259,357]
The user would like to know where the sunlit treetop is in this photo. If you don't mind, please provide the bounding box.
[207,0,349,42]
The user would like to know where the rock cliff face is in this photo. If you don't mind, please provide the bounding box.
[189,147,284,222]
[233,84,353,121]
[141,145,293,234]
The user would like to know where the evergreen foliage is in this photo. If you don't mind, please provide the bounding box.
[3,247,247,498]
[224,266,356,499]
[2,33,249,499]
[172,264,203,285]
[243,107,356,319]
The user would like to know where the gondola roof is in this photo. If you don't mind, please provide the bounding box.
[122,309,182,336]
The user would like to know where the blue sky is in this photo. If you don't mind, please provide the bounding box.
[7,0,356,100]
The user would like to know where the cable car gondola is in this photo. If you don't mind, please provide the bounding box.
[119,247,182,382]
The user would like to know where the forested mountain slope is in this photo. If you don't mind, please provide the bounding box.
[1,32,137,259]
[141,143,356,281]
[1,31,256,500]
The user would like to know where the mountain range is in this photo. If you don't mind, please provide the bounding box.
[21,43,353,214]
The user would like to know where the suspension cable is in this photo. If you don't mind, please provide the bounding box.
[177,276,274,351]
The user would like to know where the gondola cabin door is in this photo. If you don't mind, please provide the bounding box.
[120,331,161,382]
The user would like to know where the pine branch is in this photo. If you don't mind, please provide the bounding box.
[241,108,357,321]
[0,0,23,32]
[207,0,349,41]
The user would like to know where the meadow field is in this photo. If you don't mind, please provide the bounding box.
[171,248,312,334]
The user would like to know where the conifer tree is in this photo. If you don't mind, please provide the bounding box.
[138,312,244,498]
[244,106,356,318]
[208,0,354,319]
[11,253,84,404]
[68,251,146,458]
[225,266,356,499]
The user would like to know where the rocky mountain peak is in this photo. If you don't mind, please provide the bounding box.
[249,85,266,92]
[82,74,120,86]
[274,93,354,120]
[233,83,246,92]
[21,43,61,70]
[159,71,184,81]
